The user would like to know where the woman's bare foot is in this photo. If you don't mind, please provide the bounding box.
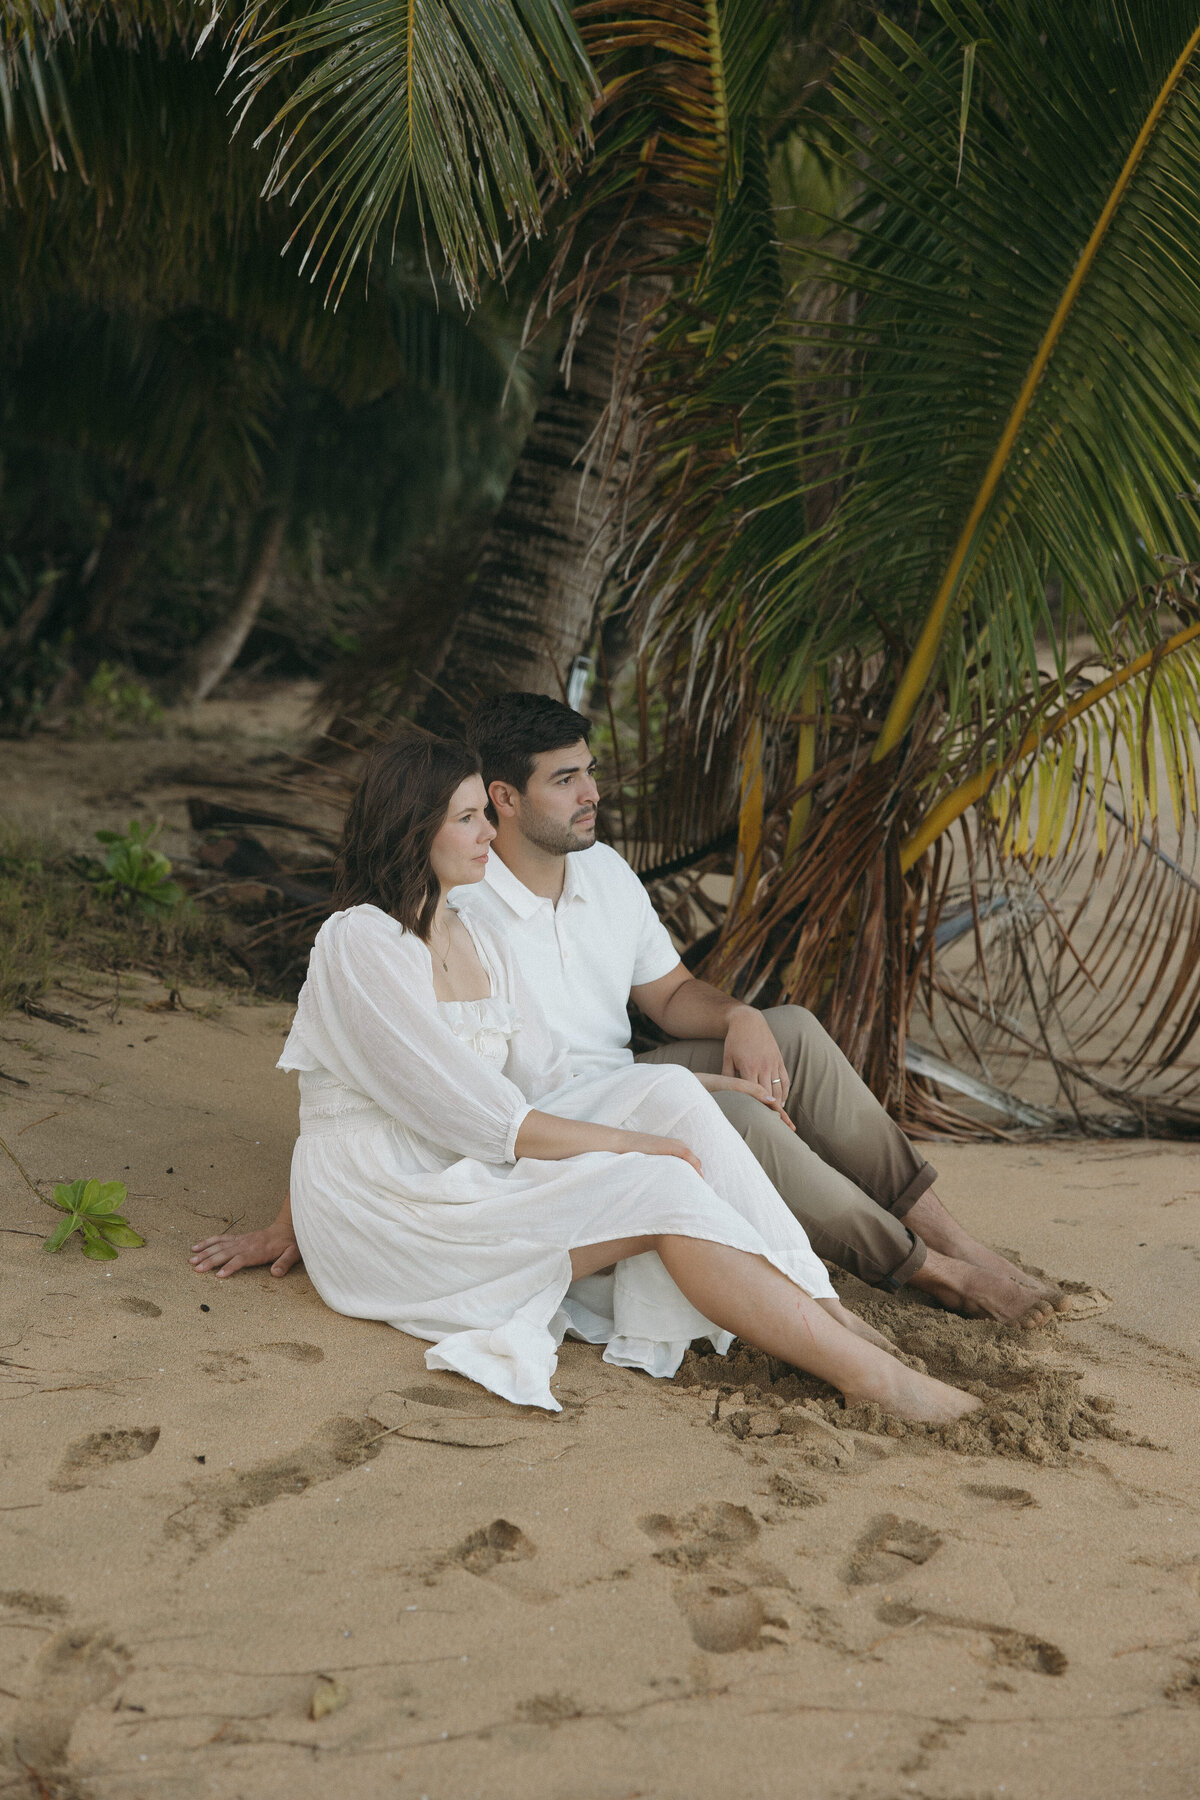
[190,1228,301,1279]
[910,1250,1060,1328]
[818,1297,899,1354]
[846,1357,983,1425]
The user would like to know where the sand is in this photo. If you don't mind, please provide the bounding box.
[2,978,1200,1800]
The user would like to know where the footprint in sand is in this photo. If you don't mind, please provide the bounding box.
[675,1577,773,1653]
[843,1514,942,1586]
[641,1505,786,1652]
[118,1296,162,1318]
[3,1626,130,1780]
[638,1501,760,1572]
[449,1519,535,1576]
[963,1482,1038,1509]
[401,1381,507,1413]
[1165,1657,1200,1703]
[767,1472,824,1509]
[51,1426,160,1493]
[0,1591,68,1619]
[198,1344,324,1381]
[197,1351,257,1383]
[166,1415,385,1552]
[876,1601,1067,1675]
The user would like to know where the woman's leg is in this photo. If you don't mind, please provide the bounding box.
[570,1235,979,1424]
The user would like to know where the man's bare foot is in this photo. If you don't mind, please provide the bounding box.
[905,1190,1068,1313]
[910,1249,1059,1328]
[190,1229,301,1279]
[818,1297,898,1354]
[846,1358,982,1425]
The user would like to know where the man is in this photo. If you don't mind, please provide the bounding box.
[192,693,1062,1326]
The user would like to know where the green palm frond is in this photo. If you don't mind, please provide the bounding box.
[0,0,210,191]
[756,0,1200,762]
[903,600,1200,870]
[226,0,596,302]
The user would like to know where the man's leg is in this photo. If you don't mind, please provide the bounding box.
[637,1034,924,1290]
[640,1009,1062,1324]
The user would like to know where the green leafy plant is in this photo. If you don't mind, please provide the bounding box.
[91,821,184,917]
[74,663,163,735]
[42,1178,146,1260]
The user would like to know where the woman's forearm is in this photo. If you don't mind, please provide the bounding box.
[513,1111,629,1161]
[513,1111,703,1175]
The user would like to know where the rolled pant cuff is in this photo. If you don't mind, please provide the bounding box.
[878,1230,927,1292]
[888,1160,939,1221]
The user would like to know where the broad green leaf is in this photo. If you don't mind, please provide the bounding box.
[92,1181,128,1211]
[95,1222,146,1248]
[76,1178,103,1214]
[81,1234,119,1261]
[52,1178,89,1211]
[42,1215,79,1253]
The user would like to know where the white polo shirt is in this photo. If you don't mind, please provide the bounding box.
[451,843,682,1078]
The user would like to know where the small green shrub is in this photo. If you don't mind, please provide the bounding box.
[72,662,163,736]
[90,821,184,916]
[0,824,280,1014]
[43,1178,145,1260]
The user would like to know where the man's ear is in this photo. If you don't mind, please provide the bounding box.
[487,778,521,819]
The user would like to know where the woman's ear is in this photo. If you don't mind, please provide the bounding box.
[488,779,520,820]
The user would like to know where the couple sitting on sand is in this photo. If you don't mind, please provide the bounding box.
[191,694,1066,1421]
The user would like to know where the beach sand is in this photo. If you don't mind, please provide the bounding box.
[2,979,1199,1800]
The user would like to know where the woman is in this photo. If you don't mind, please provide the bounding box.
[259,733,979,1420]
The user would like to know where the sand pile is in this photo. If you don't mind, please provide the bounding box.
[674,1275,1146,1463]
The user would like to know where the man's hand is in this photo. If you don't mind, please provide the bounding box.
[190,1214,300,1279]
[721,1005,790,1102]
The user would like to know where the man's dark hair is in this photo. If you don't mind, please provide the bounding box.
[467,692,591,794]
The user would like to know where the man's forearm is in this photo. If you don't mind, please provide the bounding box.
[652,975,746,1041]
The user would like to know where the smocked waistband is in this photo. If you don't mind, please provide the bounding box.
[298,1101,391,1137]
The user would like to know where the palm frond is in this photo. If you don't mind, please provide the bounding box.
[903,597,1200,870]
[755,0,1200,758]
[226,0,596,302]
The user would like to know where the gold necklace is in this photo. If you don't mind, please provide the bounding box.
[432,920,452,973]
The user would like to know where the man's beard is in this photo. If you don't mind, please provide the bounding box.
[518,798,597,856]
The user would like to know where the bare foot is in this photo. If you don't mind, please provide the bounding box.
[905,1190,1068,1313]
[847,1358,982,1425]
[190,1229,301,1279]
[818,1297,899,1354]
[910,1250,1059,1328]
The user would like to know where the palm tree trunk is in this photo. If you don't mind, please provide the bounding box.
[415,280,657,734]
[177,507,286,705]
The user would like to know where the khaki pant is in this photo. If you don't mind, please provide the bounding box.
[636,1006,933,1288]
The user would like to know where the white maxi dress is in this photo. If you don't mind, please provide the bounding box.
[279,903,835,1410]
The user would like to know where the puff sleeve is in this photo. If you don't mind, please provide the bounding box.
[279,907,533,1164]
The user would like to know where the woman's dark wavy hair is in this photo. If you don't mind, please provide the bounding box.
[332,732,481,941]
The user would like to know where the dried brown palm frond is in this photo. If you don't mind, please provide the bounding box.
[915,789,1200,1136]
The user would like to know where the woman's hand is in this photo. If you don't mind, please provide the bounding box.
[190,1226,301,1278]
[614,1132,703,1176]
[190,1197,300,1278]
[694,1072,796,1132]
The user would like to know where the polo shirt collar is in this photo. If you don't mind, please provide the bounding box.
[482,852,545,920]
[561,851,590,906]
[483,848,592,916]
